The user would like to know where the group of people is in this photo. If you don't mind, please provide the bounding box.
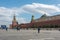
[16,26,41,33]
[3,26,41,34]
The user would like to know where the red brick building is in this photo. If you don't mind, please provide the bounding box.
[10,14,18,29]
[31,14,60,27]
[19,14,60,28]
[10,14,60,29]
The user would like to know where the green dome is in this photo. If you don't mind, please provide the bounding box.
[41,14,47,18]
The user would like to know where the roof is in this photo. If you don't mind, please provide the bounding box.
[33,14,60,22]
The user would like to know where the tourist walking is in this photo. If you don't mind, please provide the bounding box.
[38,26,40,33]
[16,26,20,31]
[6,27,8,31]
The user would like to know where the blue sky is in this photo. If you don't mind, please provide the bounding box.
[0,0,60,27]
[0,0,60,7]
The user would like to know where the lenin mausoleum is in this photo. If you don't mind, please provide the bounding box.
[10,14,60,29]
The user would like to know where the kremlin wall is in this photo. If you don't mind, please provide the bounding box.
[10,14,60,29]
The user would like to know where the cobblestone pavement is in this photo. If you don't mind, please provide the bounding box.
[0,29,60,40]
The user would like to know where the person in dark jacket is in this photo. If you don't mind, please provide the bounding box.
[6,27,8,31]
[16,26,20,31]
[38,26,40,33]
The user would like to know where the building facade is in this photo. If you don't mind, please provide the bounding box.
[30,14,60,28]
[10,14,18,29]
[19,14,60,28]
[10,14,60,29]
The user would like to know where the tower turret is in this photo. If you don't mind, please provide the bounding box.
[31,15,34,23]
[12,14,18,29]
[12,14,16,22]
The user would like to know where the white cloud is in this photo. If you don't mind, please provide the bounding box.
[0,7,27,27]
[0,3,60,27]
[22,3,60,15]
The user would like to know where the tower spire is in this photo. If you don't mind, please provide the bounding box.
[13,14,16,22]
[31,15,34,23]
[11,14,18,29]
